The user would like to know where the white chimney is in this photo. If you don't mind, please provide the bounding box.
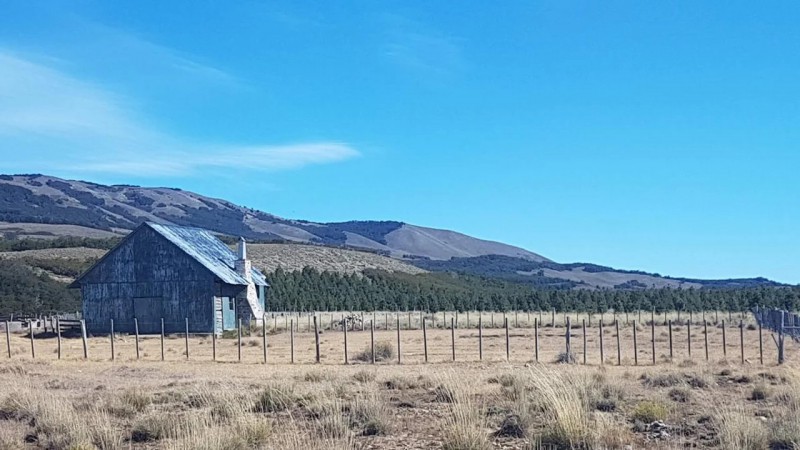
[237,236,247,260]
[234,237,251,281]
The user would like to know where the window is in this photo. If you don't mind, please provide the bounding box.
[228,298,235,310]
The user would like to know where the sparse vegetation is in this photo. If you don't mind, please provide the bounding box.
[0,323,797,449]
[352,369,376,383]
[353,341,394,362]
[668,387,691,402]
[750,384,771,401]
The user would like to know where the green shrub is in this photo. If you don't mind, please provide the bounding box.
[631,401,668,423]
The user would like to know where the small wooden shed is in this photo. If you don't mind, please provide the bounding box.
[70,222,268,335]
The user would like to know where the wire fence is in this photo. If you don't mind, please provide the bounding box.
[3,309,794,366]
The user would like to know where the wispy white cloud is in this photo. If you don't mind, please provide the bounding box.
[0,50,359,176]
[77,20,242,88]
[381,14,465,78]
[73,143,360,176]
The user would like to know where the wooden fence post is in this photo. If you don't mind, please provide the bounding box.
[599,319,604,364]
[478,316,483,361]
[703,321,709,361]
[29,320,35,359]
[722,320,727,358]
[290,319,294,364]
[423,318,429,363]
[238,318,242,362]
[758,321,763,365]
[467,311,470,328]
[4,320,10,359]
[582,319,587,365]
[56,318,62,360]
[263,313,267,364]
[134,318,139,360]
[651,318,656,365]
[615,320,621,366]
[212,329,217,361]
[633,320,638,366]
[668,320,673,360]
[534,317,539,363]
[81,319,89,360]
[160,318,164,361]
[314,316,320,364]
[370,320,375,364]
[396,316,401,364]
[687,321,692,358]
[343,318,348,365]
[184,318,189,360]
[565,317,571,363]
[505,317,510,361]
[451,317,456,361]
[551,309,555,327]
[778,311,785,365]
[110,319,115,361]
[739,320,744,364]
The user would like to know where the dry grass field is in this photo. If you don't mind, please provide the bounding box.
[2,312,799,449]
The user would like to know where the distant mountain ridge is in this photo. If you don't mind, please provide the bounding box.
[0,174,547,262]
[0,174,783,290]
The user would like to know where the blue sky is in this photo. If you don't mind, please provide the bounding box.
[0,1,798,283]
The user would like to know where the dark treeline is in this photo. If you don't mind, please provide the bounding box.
[0,260,81,316]
[2,259,798,317]
[0,236,121,252]
[266,267,800,313]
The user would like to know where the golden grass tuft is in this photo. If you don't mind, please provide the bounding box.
[716,404,768,450]
[523,366,593,448]
[438,372,491,450]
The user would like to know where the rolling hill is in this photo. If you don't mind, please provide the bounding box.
[0,174,545,262]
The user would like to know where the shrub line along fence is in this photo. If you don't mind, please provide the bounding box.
[2,308,793,365]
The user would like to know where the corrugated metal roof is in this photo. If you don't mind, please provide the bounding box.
[147,222,268,286]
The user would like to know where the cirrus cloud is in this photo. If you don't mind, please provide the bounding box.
[0,50,360,177]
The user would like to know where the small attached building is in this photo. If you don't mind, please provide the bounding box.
[70,222,268,335]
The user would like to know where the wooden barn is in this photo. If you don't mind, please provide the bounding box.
[70,222,268,335]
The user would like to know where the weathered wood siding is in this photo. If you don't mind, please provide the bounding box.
[80,226,244,334]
